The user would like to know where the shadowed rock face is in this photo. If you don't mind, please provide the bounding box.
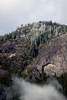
[32,34,67,76]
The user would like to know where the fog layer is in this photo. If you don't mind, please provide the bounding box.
[12,77,66,100]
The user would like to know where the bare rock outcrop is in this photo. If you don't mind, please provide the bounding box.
[33,34,67,76]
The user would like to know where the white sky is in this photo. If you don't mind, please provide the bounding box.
[0,0,67,35]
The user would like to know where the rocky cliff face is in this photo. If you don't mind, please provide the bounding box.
[0,21,67,77]
[31,34,67,76]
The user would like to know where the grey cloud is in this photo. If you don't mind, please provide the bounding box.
[0,0,67,35]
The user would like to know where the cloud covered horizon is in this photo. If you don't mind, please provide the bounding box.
[0,0,67,35]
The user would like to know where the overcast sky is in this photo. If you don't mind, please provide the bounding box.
[0,0,67,35]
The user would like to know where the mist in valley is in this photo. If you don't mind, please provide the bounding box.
[4,77,66,100]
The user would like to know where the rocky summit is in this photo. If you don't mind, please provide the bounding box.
[0,21,67,99]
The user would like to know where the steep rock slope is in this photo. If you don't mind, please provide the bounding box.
[0,21,67,78]
[32,34,67,76]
